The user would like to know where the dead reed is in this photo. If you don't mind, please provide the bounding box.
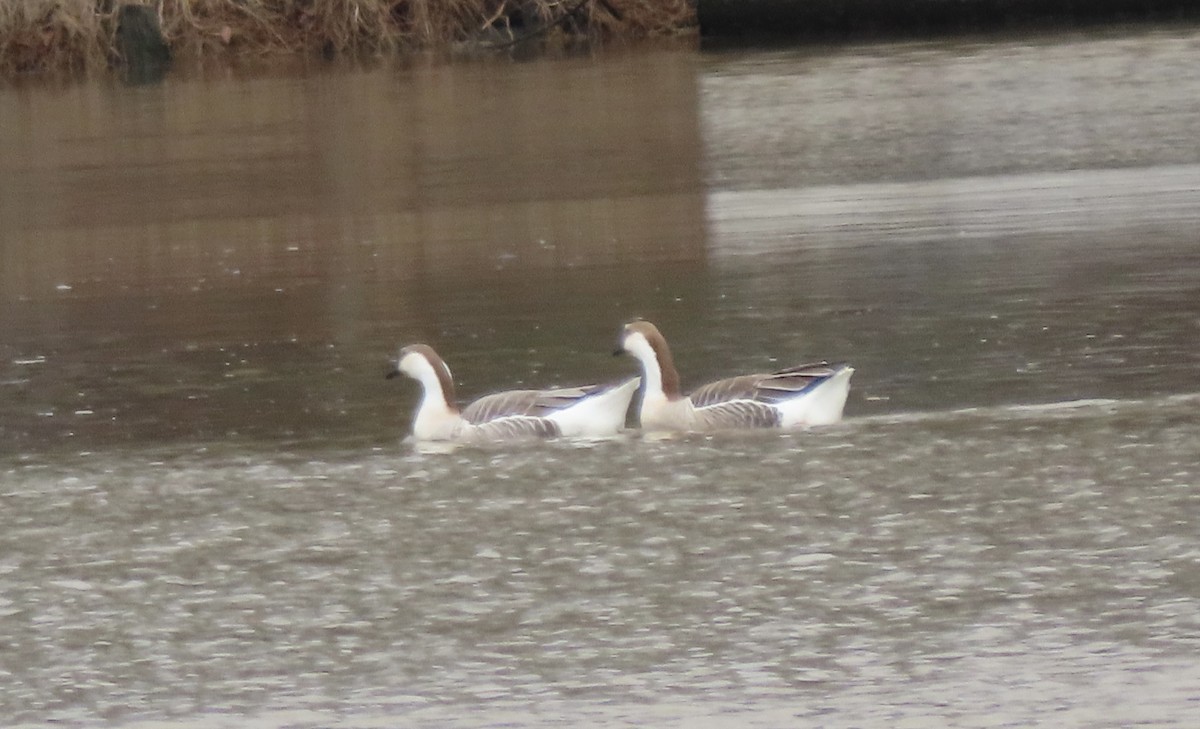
[0,0,111,74]
[1,0,696,77]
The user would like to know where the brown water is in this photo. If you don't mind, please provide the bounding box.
[2,27,1200,728]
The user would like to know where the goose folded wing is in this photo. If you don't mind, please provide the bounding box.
[462,386,603,423]
[471,415,562,440]
[526,385,604,415]
[462,390,543,423]
[688,375,765,408]
[689,363,837,408]
[752,362,837,403]
[695,400,781,429]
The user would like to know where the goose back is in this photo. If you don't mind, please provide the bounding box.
[689,362,837,407]
[461,385,605,424]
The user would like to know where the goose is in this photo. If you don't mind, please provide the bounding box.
[386,344,640,442]
[614,320,853,432]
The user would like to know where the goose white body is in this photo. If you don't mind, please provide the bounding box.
[774,365,854,428]
[543,379,641,437]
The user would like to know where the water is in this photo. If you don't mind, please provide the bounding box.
[2,26,1200,728]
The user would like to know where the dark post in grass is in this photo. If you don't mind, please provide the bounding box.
[115,3,171,84]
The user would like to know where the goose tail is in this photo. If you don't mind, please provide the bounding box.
[778,365,854,428]
[547,377,641,437]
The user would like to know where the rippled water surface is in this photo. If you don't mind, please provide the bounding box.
[3,25,1200,728]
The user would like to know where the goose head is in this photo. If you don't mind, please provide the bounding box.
[386,344,458,408]
[614,319,681,400]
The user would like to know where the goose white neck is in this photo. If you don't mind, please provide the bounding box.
[624,332,666,397]
[399,350,462,440]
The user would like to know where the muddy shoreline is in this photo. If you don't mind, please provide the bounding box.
[0,0,694,78]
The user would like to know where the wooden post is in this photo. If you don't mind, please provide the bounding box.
[115,3,170,83]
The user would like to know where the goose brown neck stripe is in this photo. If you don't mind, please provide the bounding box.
[407,344,458,409]
[628,321,682,400]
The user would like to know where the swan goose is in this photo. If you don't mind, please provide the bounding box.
[615,320,853,432]
[387,344,639,442]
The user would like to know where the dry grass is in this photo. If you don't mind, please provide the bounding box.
[1,0,696,77]
[0,1,112,74]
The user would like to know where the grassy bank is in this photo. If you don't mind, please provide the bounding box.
[1,0,695,76]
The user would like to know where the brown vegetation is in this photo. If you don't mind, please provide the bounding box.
[1,0,696,77]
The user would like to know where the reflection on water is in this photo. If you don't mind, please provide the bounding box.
[0,50,706,452]
[3,26,1200,729]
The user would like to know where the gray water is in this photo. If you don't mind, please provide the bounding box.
[2,26,1200,728]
